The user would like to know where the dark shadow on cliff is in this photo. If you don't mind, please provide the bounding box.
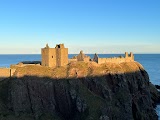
[0,69,159,120]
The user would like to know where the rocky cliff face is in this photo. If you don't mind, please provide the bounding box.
[0,61,159,120]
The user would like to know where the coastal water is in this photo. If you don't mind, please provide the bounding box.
[0,54,160,118]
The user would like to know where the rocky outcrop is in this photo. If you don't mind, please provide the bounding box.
[155,85,160,90]
[0,61,159,120]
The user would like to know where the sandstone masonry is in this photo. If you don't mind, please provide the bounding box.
[93,52,134,64]
[0,68,16,80]
[41,44,68,67]
[69,51,91,62]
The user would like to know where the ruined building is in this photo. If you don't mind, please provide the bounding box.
[41,43,134,67]
[93,52,134,64]
[70,50,91,62]
[41,44,68,67]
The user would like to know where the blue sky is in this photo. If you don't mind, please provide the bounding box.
[0,0,160,54]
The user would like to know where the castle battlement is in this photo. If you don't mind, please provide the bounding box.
[93,52,134,64]
[55,44,65,48]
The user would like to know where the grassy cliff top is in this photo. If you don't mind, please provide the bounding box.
[13,61,144,78]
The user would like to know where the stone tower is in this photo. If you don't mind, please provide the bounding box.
[41,44,68,67]
[130,52,134,60]
[125,52,128,58]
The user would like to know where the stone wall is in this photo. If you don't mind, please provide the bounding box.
[0,68,10,78]
[97,57,133,64]
[0,68,16,80]
[70,51,91,63]
[41,48,49,66]
[93,52,134,64]
[49,48,57,67]
[11,69,16,76]
[56,47,68,67]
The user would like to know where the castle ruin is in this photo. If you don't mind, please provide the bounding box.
[69,51,91,62]
[93,52,134,64]
[0,43,135,79]
[41,43,134,67]
[41,44,68,67]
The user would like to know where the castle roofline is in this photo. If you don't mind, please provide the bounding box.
[55,44,65,48]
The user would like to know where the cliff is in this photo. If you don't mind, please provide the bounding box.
[0,61,159,120]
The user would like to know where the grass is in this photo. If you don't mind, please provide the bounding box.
[13,61,143,79]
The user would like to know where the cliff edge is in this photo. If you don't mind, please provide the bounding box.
[0,61,159,120]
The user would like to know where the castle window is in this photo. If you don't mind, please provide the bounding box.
[57,45,60,48]
[52,56,53,58]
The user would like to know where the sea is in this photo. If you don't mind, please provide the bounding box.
[0,54,160,118]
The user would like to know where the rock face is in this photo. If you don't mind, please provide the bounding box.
[0,61,159,120]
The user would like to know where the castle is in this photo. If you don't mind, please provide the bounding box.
[0,43,134,79]
[41,43,134,67]
[41,44,68,67]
